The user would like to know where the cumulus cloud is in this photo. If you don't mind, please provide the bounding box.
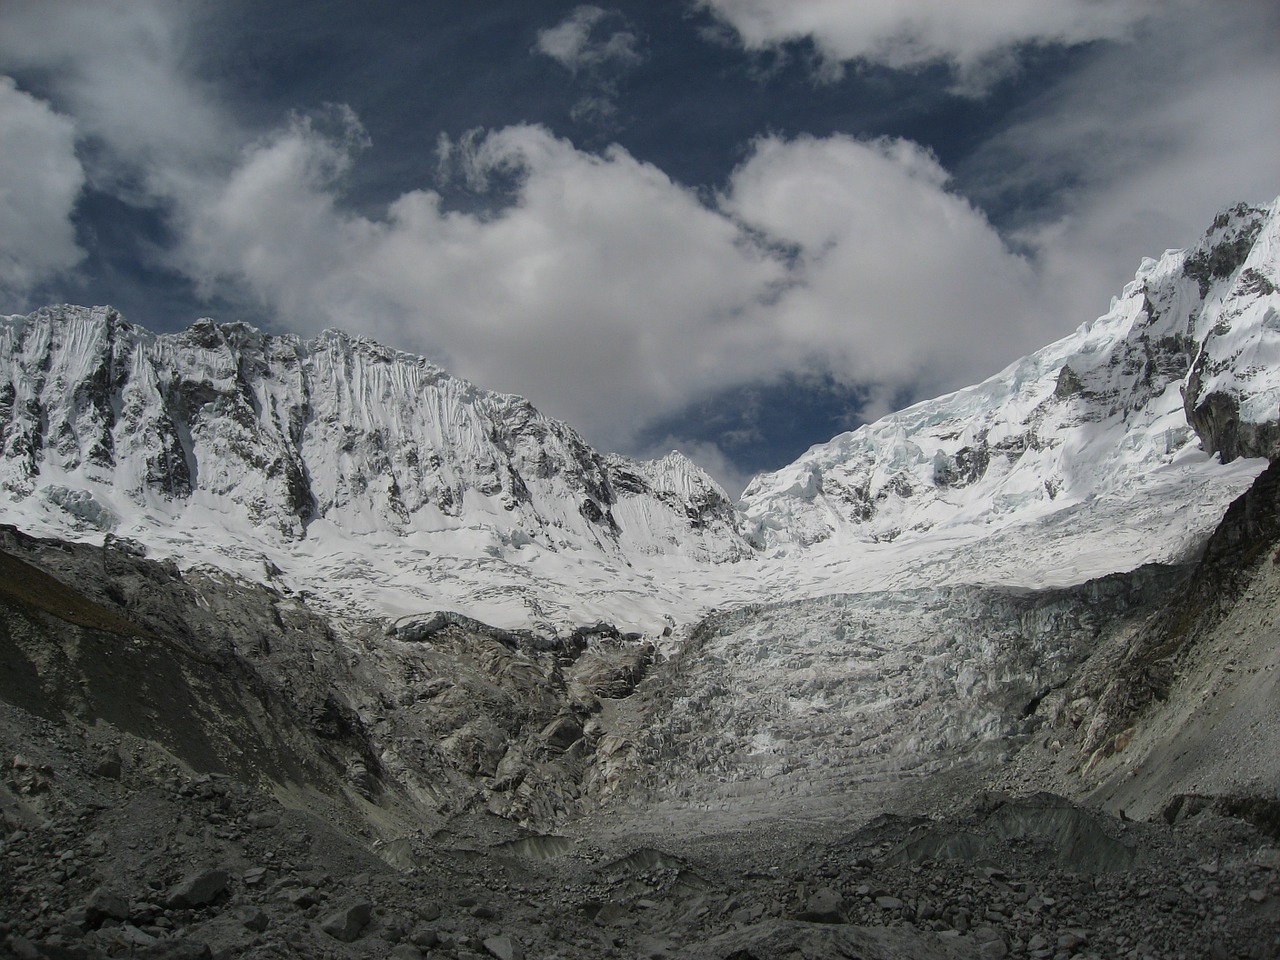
[724,134,1044,402]
[0,0,235,201]
[698,0,1163,91]
[0,78,85,302]
[177,104,373,314]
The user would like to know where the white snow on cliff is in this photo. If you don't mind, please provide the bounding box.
[0,308,749,632]
[1,200,1277,634]
[731,199,1279,603]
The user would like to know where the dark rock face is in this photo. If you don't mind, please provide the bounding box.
[1065,459,1280,765]
[1182,203,1266,297]
[1195,457,1280,579]
[1176,203,1280,463]
[934,441,991,489]
[1186,389,1280,463]
[1053,364,1085,400]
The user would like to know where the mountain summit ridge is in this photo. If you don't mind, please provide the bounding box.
[740,199,1280,552]
[0,305,749,551]
[1,199,1278,630]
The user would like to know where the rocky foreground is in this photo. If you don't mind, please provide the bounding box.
[2,717,1278,960]
[3,462,1280,958]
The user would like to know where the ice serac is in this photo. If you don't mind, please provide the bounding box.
[740,199,1280,561]
[0,305,752,627]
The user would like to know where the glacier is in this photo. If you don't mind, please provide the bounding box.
[0,199,1278,637]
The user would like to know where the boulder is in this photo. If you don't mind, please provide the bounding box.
[798,887,844,923]
[166,869,230,909]
[320,900,373,942]
[483,934,525,960]
[85,886,131,924]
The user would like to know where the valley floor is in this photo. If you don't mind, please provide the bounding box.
[2,699,1278,960]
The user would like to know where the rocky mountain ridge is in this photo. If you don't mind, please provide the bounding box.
[739,200,1280,551]
[0,308,748,560]
[2,200,1278,634]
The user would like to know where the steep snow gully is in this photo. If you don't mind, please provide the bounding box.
[0,200,1278,959]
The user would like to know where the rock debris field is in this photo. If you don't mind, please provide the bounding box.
[3,700,1280,959]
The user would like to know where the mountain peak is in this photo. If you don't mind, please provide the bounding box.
[739,198,1280,560]
[2,201,1278,629]
[0,305,755,629]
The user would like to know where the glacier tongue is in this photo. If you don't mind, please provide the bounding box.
[1,199,1278,632]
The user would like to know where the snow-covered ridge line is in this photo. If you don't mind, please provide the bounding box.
[0,199,1277,631]
[0,306,748,560]
[0,306,753,630]
[740,199,1280,551]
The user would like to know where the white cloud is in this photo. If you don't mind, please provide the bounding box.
[0,78,85,301]
[535,6,644,126]
[535,6,643,74]
[177,105,373,315]
[724,135,1045,394]
[175,118,1052,467]
[698,0,1163,90]
[965,3,1280,332]
[0,0,236,201]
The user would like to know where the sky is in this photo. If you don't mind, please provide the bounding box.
[1,1,1277,496]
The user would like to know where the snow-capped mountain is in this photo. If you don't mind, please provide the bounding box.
[0,308,749,630]
[740,200,1280,566]
[1,199,1277,632]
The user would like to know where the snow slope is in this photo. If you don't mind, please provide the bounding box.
[1,200,1277,633]
[732,199,1279,602]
